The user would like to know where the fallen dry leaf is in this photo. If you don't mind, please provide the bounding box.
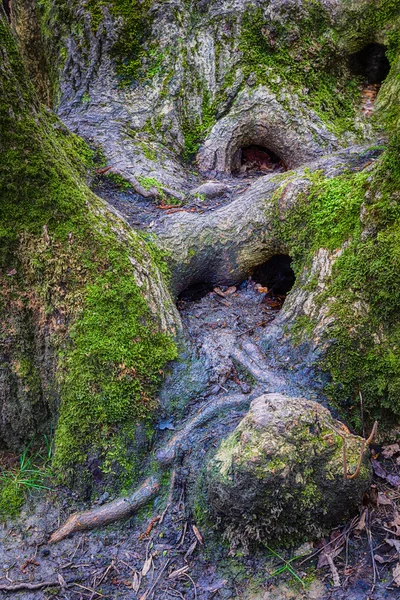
[374,554,389,564]
[213,287,226,298]
[371,460,400,487]
[168,565,190,580]
[132,572,141,592]
[386,538,400,553]
[141,556,153,577]
[192,524,204,545]
[377,492,393,506]
[225,286,237,295]
[393,563,400,586]
[184,539,198,560]
[382,444,400,459]
[388,511,400,536]
[355,508,367,533]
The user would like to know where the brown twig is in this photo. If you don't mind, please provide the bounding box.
[49,477,159,543]
[0,578,77,592]
[138,516,161,541]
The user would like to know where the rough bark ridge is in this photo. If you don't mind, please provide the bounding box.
[27,0,394,198]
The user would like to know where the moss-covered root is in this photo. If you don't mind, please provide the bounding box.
[49,476,160,543]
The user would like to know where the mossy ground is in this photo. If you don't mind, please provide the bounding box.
[0,15,177,508]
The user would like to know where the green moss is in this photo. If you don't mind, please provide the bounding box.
[0,481,25,519]
[85,0,157,86]
[273,130,400,426]
[290,315,315,346]
[181,89,216,162]
[238,3,363,137]
[0,15,177,491]
[105,172,133,189]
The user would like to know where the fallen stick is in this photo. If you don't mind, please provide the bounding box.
[49,477,159,543]
[0,578,76,592]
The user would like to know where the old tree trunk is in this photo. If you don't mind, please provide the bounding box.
[1,0,400,597]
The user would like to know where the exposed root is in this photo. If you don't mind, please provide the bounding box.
[50,394,251,543]
[112,167,185,203]
[230,343,286,387]
[155,393,251,466]
[49,477,159,543]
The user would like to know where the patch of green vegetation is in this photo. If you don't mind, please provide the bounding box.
[181,89,216,163]
[85,0,159,86]
[0,16,177,491]
[274,129,400,426]
[238,3,362,137]
[137,176,182,206]
[105,172,133,189]
[290,315,315,346]
[0,440,53,519]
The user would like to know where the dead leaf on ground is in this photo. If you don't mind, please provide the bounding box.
[213,287,226,298]
[132,572,141,592]
[355,509,367,533]
[374,554,389,564]
[386,538,400,553]
[225,286,237,295]
[393,563,400,586]
[192,524,204,545]
[382,444,400,459]
[184,539,198,560]
[371,459,400,487]
[255,283,269,293]
[141,555,153,577]
[377,492,393,506]
[168,565,190,580]
[388,512,400,536]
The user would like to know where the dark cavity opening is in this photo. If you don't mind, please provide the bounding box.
[349,43,390,85]
[251,255,295,296]
[2,0,11,21]
[178,282,214,304]
[233,145,287,177]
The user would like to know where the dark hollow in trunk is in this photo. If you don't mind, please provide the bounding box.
[232,145,287,176]
[251,255,295,296]
[349,43,390,84]
[177,281,214,303]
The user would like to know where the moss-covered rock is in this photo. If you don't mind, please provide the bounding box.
[207,393,371,548]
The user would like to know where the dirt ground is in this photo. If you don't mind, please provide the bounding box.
[2,168,400,600]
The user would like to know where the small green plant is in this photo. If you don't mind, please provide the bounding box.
[0,438,53,519]
[104,172,133,190]
[266,546,305,587]
[137,176,182,206]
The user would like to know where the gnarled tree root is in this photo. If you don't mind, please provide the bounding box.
[155,392,252,466]
[50,393,252,543]
[49,477,159,543]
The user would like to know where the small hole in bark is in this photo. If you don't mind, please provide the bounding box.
[349,43,390,84]
[232,145,287,177]
[251,255,295,296]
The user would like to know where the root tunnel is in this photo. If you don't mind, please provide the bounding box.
[251,254,295,296]
[349,43,390,84]
[232,144,287,176]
